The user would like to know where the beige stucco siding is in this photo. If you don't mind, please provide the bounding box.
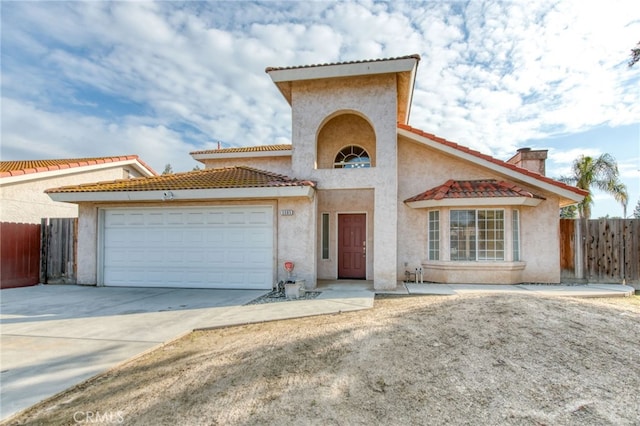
[519,195,561,283]
[290,74,398,289]
[317,114,376,168]
[316,189,374,280]
[77,203,99,285]
[0,167,141,224]
[397,136,562,284]
[276,197,317,288]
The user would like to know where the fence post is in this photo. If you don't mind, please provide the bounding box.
[40,218,48,284]
[575,220,583,280]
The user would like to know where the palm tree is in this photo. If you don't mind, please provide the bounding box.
[560,153,628,219]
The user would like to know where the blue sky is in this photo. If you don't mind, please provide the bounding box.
[1,0,639,218]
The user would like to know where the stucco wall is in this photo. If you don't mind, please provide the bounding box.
[397,136,562,284]
[290,74,398,289]
[519,194,562,283]
[316,114,376,168]
[77,203,99,285]
[276,197,317,288]
[316,189,374,280]
[0,166,140,224]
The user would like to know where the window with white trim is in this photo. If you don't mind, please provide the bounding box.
[512,210,520,261]
[334,145,371,168]
[428,210,440,260]
[450,209,505,261]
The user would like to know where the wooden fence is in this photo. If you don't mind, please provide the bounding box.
[560,218,640,285]
[0,222,41,289]
[40,218,77,284]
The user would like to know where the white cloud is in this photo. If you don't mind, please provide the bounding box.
[548,147,604,164]
[1,97,198,173]
[1,0,639,179]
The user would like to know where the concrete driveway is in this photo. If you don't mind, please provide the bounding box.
[0,284,268,420]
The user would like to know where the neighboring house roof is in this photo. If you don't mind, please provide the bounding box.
[191,145,292,161]
[46,166,315,202]
[397,123,588,205]
[405,179,545,208]
[266,55,420,124]
[0,155,157,180]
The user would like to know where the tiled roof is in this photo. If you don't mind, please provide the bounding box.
[46,166,315,193]
[190,144,292,155]
[265,54,421,72]
[0,155,157,177]
[397,123,588,197]
[405,179,546,203]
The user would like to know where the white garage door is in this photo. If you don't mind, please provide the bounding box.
[102,206,273,289]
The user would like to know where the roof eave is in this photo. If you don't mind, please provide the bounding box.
[397,127,586,203]
[47,186,315,203]
[267,56,420,107]
[405,197,544,209]
[191,150,292,162]
[0,159,156,185]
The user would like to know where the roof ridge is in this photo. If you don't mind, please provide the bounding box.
[190,144,292,155]
[397,123,588,197]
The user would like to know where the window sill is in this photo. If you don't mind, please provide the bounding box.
[421,260,526,284]
[423,260,525,271]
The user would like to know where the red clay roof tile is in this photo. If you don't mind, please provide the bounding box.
[190,144,292,155]
[45,166,315,193]
[0,155,158,178]
[405,179,546,203]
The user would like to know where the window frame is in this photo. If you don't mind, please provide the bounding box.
[428,210,440,260]
[321,213,330,260]
[512,209,520,261]
[333,145,371,169]
[449,209,506,262]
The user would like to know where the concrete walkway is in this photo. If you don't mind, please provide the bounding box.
[402,282,636,297]
[0,284,372,420]
[0,281,634,420]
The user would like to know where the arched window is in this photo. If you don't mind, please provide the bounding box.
[334,145,371,168]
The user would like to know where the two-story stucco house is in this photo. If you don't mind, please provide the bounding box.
[47,55,587,291]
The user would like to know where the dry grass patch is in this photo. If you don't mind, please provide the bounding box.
[6,294,640,426]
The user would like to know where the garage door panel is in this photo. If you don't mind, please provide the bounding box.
[206,212,225,224]
[247,229,270,245]
[103,207,273,289]
[248,211,269,224]
[227,211,246,224]
[146,212,164,225]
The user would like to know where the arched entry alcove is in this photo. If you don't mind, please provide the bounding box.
[316,112,376,169]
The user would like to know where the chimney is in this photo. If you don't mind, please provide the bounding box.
[507,147,548,176]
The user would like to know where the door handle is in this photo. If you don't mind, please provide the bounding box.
[362,240,366,257]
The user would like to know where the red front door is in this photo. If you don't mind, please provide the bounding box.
[338,214,366,279]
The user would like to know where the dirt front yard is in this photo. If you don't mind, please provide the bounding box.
[6,293,640,425]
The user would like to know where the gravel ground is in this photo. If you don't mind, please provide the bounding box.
[246,289,322,305]
[5,293,640,426]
